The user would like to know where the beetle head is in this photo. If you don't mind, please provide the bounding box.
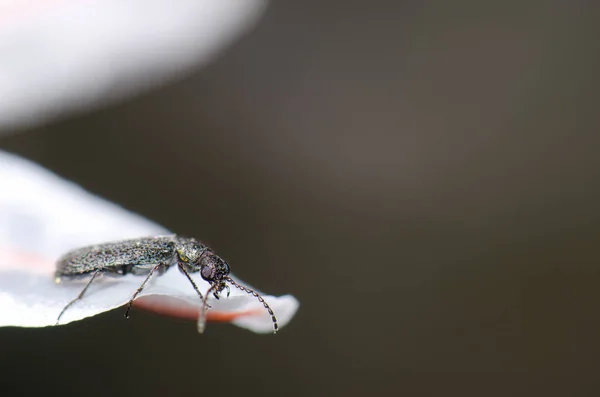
[198,252,230,284]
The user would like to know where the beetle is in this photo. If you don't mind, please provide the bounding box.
[54,235,278,333]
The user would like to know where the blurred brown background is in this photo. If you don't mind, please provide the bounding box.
[2,2,600,396]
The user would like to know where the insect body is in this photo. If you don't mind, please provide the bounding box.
[54,235,278,333]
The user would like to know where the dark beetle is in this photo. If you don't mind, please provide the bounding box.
[54,235,278,333]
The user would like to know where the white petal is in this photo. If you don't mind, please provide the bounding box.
[0,0,267,131]
[0,151,299,333]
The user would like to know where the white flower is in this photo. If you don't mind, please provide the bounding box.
[0,151,299,333]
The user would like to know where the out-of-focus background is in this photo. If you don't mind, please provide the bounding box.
[1,2,600,396]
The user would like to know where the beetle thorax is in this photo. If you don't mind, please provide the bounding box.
[175,240,207,264]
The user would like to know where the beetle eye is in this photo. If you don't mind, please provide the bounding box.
[201,265,214,280]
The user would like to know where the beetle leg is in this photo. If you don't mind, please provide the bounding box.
[124,263,164,318]
[178,264,211,309]
[56,269,102,325]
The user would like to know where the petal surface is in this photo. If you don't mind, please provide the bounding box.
[0,0,267,131]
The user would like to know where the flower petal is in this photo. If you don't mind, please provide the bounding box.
[0,0,267,131]
[0,151,299,333]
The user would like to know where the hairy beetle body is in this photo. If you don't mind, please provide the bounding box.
[54,235,278,333]
[56,236,181,278]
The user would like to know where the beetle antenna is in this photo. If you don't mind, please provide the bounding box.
[197,282,219,333]
[225,276,278,334]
